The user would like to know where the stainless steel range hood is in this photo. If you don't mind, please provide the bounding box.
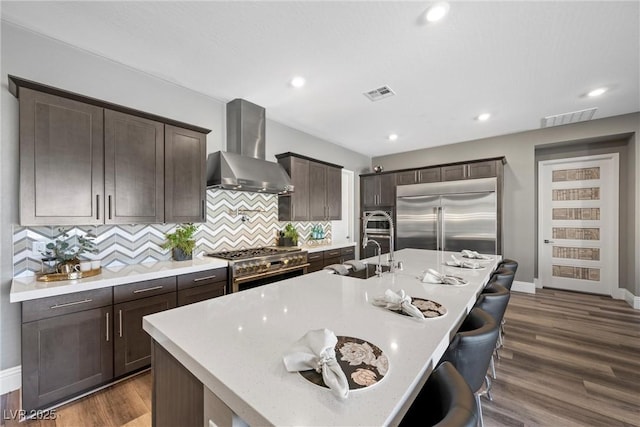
[206,99,294,194]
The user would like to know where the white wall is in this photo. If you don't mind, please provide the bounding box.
[0,22,369,372]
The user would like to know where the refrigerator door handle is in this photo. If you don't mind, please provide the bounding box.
[436,206,441,251]
[441,206,446,251]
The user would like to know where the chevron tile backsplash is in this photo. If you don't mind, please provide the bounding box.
[13,189,331,277]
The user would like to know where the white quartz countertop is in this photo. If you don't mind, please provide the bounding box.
[143,249,500,426]
[10,257,228,303]
[300,241,356,253]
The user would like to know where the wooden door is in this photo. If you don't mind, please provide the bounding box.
[538,154,619,295]
[19,88,104,225]
[467,160,497,179]
[165,125,206,223]
[418,167,442,183]
[114,293,176,377]
[104,110,164,223]
[378,173,396,206]
[441,164,467,181]
[290,157,310,220]
[309,163,327,220]
[396,171,417,186]
[22,307,113,411]
[326,166,342,220]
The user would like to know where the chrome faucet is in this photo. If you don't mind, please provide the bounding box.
[362,237,383,277]
[362,210,396,273]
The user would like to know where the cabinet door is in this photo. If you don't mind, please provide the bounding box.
[378,174,396,206]
[22,306,113,411]
[19,88,104,225]
[165,125,206,223]
[309,163,328,220]
[291,157,310,220]
[178,282,226,306]
[417,167,441,183]
[396,171,417,186]
[361,176,379,208]
[114,292,176,377]
[442,164,467,181]
[326,166,342,220]
[104,110,164,223]
[468,160,497,179]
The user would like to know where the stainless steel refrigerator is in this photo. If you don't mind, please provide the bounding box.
[396,177,500,254]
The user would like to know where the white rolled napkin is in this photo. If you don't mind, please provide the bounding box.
[283,329,349,399]
[372,289,425,319]
[461,250,491,260]
[446,255,480,269]
[421,268,465,286]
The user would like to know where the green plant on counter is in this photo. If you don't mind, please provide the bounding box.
[40,228,98,264]
[162,223,198,260]
[283,223,299,245]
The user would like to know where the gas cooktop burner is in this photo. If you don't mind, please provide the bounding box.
[206,247,299,261]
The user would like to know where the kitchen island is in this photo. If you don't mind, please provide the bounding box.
[143,249,500,426]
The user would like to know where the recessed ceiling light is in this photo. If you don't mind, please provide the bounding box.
[388,133,399,141]
[425,1,450,22]
[587,87,607,97]
[290,76,306,88]
[477,113,491,121]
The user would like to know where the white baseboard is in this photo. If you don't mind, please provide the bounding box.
[1,365,21,395]
[533,278,543,289]
[512,280,536,294]
[616,288,640,309]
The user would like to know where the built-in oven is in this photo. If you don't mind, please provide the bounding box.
[363,210,394,236]
[206,247,308,293]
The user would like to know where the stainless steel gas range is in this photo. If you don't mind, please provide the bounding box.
[206,247,309,293]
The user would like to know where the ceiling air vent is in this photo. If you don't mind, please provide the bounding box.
[363,85,395,102]
[541,107,597,128]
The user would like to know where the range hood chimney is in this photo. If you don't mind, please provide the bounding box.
[206,99,294,194]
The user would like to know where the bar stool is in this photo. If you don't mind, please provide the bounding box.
[475,283,510,380]
[498,258,518,275]
[400,362,478,427]
[440,308,499,427]
[489,268,514,290]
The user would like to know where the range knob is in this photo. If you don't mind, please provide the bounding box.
[283,258,290,266]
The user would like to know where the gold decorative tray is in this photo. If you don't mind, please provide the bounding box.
[37,268,102,282]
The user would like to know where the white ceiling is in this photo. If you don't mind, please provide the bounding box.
[2,1,639,157]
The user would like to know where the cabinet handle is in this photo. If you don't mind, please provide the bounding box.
[202,200,206,220]
[108,195,112,220]
[96,195,100,220]
[133,285,164,294]
[118,309,123,338]
[105,312,110,342]
[193,275,216,282]
[50,298,92,309]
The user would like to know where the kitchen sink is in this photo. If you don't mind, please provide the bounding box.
[345,263,391,279]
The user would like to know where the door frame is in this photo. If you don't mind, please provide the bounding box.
[537,153,619,296]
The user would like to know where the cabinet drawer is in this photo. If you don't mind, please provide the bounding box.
[308,252,323,262]
[341,253,356,263]
[114,277,176,304]
[323,256,341,267]
[308,261,324,273]
[177,268,227,291]
[178,282,226,306]
[341,246,355,256]
[22,288,112,323]
[324,249,341,258]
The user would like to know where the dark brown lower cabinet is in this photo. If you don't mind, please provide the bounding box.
[21,306,113,411]
[114,293,176,377]
[177,282,225,306]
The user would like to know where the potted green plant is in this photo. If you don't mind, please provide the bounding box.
[40,228,98,272]
[279,223,299,247]
[162,223,198,261]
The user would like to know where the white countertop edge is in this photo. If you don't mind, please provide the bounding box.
[143,319,273,427]
[301,241,356,253]
[10,257,229,303]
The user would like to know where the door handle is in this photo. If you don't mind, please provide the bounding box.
[544,239,555,244]
[105,311,110,342]
[108,195,113,220]
[96,195,100,220]
[118,309,123,338]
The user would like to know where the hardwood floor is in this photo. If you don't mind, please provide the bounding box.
[2,289,638,426]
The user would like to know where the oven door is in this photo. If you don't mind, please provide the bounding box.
[232,264,308,293]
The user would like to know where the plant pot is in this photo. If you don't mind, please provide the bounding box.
[278,237,295,247]
[172,248,192,261]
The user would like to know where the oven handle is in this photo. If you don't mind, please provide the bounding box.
[233,263,310,284]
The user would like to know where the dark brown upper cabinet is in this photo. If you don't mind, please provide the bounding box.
[442,160,498,181]
[10,75,211,226]
[396,167,441,186]
[361,173,396,208]
[276,153,342,221]
[165,125,207,223]
[277,155,310,221]
[105,110,164,224]
[19,88,105,225]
